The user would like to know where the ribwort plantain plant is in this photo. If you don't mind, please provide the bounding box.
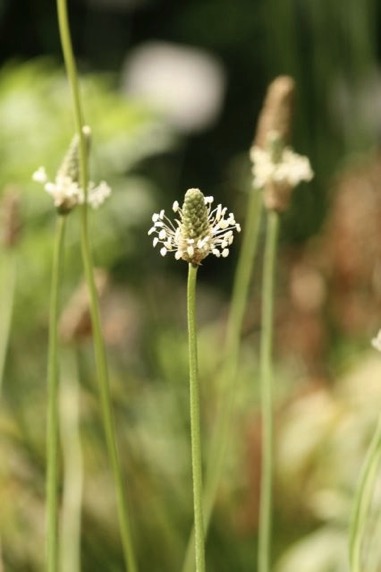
[149,187,240,572]
[34,1,139,570]
[32,126,111,572]
[251,118,313,572]
[182,76,296,572]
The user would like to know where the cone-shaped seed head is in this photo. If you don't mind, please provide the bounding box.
[57,126,92,183]
[181,188,210,241]
[148,186,240,264]
[254,76,295,148]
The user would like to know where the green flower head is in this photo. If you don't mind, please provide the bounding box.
[148,188,241,265]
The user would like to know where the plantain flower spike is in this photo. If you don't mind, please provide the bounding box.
[250,76,314,212]
[148,187,241,266]
[32,126,111,215]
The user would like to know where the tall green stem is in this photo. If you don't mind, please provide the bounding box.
[56,2,137,571]
[0,249,17,395]
[187,263,206,572]
[349,415,381,572]
[182,190,263,572]
[59,349,83,572]
[205,189,263,506]
[225,190,263,356]
[258,210,279,572]
[79,220,138,572]
[46,215,66,572]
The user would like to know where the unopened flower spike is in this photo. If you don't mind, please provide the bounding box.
[250,130,314,212]
[148,187,241,265]
[32,126,111,215]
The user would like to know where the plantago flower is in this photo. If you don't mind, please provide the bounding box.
[255,76,295,149]
[250,131,314,212]
[32,126,111,214]
[148,187,241,265]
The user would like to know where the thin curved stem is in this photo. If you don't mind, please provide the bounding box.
[258,210,279,572]
[349,415,381,572]
[225,190,263,355]
[0,249,17,396]
[182,190,263,572]
[187,263,206,572]
[59,348,83,572]
[56,0,87,192]
[80,220,138,572]
[46,215,66,572]
[205,189,263,507]
[56,2,138,571]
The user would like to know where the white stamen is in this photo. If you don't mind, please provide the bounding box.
[148,188,240,263]
[32,167,48,184]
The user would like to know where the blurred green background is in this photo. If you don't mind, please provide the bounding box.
[1,1,381,571]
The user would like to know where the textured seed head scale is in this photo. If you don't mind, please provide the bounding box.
[57,126,92,184]
[182,188,210,241]
[254,76,295,149]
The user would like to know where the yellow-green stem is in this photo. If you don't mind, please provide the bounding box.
[80,221,138,572]
[349,415,381,572]
[0,249,17,395]
[258,210,279,572]
[47,215,66,572]
[205,189,263,505]
[56,2,137,571]
[187,263,206,572]
[59,349,83,572]
[182,190,262,572]
[225,190,263,355]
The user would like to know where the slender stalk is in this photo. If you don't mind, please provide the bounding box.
[0,249,17,395]
[59,349,83,572]
[366,484,381,572]
[56,0,86,190]
[206,189,263,501]
[47,215,67,572]
[80,221,138,572]
[258,210,279,572]
[187,263,206,572]
[0,538,3,572]
[182,189,263,572]
[225,190,263,356]
[349,415,381,572]
[56,3,138,570]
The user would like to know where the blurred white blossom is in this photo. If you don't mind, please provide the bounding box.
[122,41,226,133]
[250,137,314,189]
[32,166,111,213]
[32,127,111,213]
